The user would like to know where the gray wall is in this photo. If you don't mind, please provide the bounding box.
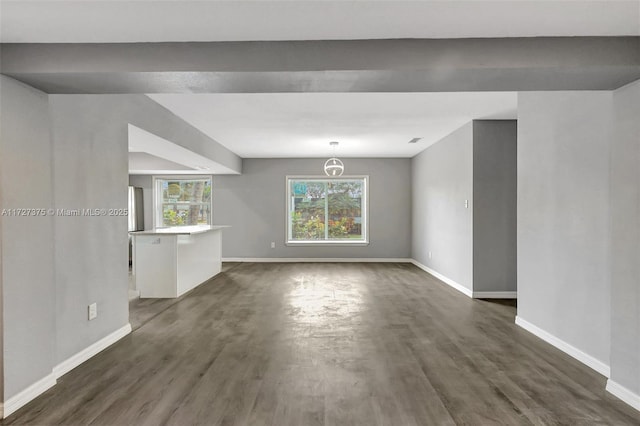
[473,120,517,293]
[412,123,474,290]
[0,76,56,397]
[610,79,640,394]
[411,120,517,294]
[517,91,612,366]
[49,96,131,363]
[214,158,411,259]
[128,175,153,230]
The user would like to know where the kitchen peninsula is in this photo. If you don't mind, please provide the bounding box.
[130,225,229,298]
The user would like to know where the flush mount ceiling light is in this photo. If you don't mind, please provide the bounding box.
[324,141,344,177]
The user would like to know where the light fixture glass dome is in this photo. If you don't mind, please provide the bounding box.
[324,157,344,176]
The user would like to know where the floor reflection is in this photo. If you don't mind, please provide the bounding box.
[287,271,366,326]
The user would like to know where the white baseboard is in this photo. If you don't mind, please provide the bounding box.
[3,373,56,418]
[3,323,132,419]
[515,316,610,377]
[53,323,132,379]
[410,259,473,298]
[606,379,640,411]
[472,291,518,299]
[223,257,412,263]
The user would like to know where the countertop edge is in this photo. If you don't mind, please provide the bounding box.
[130,225,231,236]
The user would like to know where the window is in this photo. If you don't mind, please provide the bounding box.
[154,176,212,227]
[287,176,368,244]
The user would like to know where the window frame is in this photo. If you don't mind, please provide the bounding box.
[285,175,369,246]
[152,175,213,228]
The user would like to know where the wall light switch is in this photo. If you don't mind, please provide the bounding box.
[428,251,432,259]
[271,242,276,248]
[88,303,97,320]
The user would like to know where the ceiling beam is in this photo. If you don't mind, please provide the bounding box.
[2,37,639,93]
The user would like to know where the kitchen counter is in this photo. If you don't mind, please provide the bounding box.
[130,225,229,298]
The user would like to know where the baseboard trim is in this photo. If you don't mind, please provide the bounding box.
[3,323,132,419]
[53,323,132,379]
[472,291,517,299]
[222,257,412,263]
[515,316,610,377]
[3,373,56,418]
[410,259,473,298]
[606,379,640,411]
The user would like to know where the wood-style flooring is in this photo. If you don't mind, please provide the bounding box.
[5,262,639,425]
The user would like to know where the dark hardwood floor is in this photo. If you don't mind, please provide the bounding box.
[5,262,639,425]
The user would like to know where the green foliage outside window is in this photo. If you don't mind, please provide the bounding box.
[157,178,212,227]
[163,209,185,226]
[291,212,325,240]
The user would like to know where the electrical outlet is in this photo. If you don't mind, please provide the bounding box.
[88,303,97,320]
[271,242,275,248]
[464,199,469,209]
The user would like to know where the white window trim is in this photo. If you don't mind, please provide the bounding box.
[285,175,369,246]
[152,175,213,228]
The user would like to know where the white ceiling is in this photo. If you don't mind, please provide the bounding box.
[148,93,518,158]
[1,1,638,43]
